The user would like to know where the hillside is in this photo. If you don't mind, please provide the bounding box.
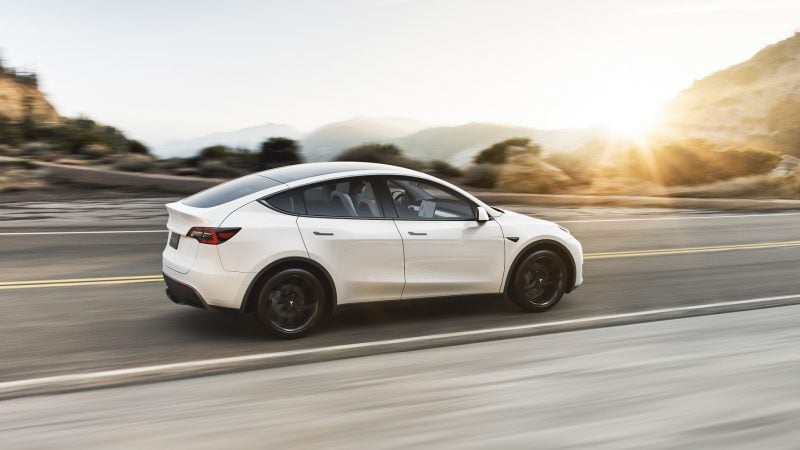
[393,123,604,166]
[661,32,800,155]
[157,122,302,158]
[302,116,429,161]
[0,65,60,123]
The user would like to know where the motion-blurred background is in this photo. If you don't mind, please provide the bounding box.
[2,1,800,448]
[1,0,800,198]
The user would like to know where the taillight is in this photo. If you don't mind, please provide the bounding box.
[187,227,241,245]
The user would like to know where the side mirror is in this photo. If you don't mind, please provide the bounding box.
[476,206,490,222]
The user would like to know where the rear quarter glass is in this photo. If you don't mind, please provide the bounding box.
[182,175,282,208]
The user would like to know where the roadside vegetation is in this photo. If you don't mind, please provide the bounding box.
[0,66,794,198]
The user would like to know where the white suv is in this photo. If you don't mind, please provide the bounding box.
[163,162,583,337]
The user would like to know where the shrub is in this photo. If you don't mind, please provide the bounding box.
[198,145,232,160]
[112,154,153,172]
[335,143,402,163]
[427,159,462,178]
[79,143,113,159]
[474,137,541,165]
[19,142,53,158]
[155,157,193,170]
[197,160,246,178]
[463,164,499,188]
[127,140,150,155]
[334,143,425,170]
[497,152,573,193]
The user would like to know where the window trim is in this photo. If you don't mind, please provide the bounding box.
[260,189,307,215]
[260,175,390,220]
[380,175,480,222]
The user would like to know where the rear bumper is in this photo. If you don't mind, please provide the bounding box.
[163,273,209,309]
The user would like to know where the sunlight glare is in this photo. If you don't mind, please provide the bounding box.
[585,80,669,139]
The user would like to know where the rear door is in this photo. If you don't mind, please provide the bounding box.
[383,177,505,299]
[295,177,405,303]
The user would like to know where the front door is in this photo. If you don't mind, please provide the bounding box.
[384,177,505,299]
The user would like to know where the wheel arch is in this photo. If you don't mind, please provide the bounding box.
[240,257,337,315]
[504,239,577,294]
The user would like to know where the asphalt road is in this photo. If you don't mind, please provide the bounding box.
[1,206,799,387]
[2,305,799,448]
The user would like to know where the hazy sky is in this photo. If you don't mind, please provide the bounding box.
[1,0,799,144]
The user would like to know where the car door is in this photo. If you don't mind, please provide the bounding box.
[383,177,505,299]
[295,177,405,304]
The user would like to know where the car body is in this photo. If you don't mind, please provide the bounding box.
[162,162,583,337]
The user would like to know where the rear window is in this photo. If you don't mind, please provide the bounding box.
[182,175,281,208]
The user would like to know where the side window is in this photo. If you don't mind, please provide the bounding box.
[264,189,306,215]
[387,178,476,220]
[301,178,383,218]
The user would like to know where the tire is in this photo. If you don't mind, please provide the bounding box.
[507,249,568,312]
[254,268,328,338]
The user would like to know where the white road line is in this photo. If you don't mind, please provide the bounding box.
[559,212,800,224]
[1,293,799,392]
[0,230,166,236]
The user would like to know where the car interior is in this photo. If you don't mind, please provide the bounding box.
[388,179,475,220]
[303,179,382,218]
[296,177,475,220]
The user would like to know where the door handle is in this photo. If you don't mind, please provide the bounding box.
[313,231,334,236]
[408,231,427,236]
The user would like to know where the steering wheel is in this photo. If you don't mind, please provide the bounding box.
[392,190,409,209]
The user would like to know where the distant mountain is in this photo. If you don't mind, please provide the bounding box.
[155,116,603,164]
[661,32,800,156]
[392,122,604,166]
[157,123,302,158]
[301,116,429,161]
[0,64,60,123]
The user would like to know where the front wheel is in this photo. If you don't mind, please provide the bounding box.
[508,250,567,312]
[255,268,328,338]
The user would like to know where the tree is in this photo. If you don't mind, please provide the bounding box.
[474,137,541,165]
[259,137,303,168]
[334,143,402,163]
[128,140,150,155]
[198,145,231,160]
[334,143,424,170]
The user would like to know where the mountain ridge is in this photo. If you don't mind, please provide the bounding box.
[158,122,302,157]
[0,63,60,123]
[661,32,800,155]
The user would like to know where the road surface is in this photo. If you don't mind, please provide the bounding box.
[1,305,799,448]
[1,204,798,390]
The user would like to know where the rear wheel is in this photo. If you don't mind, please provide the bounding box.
[508,249,567,312]
[255,268,328,338]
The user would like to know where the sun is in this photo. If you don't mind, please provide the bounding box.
[602,106,657,138]
[588,80,669,139]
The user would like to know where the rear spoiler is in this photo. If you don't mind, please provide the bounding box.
[165,202,227,235]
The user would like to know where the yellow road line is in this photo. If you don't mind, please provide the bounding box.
[0,278,163,290]
[2,240,799,290]
[0,275,163,290]
[0,275,163,286]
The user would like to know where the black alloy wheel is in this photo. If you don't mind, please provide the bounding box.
[256,268,327,338]
[508,249,567,312]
